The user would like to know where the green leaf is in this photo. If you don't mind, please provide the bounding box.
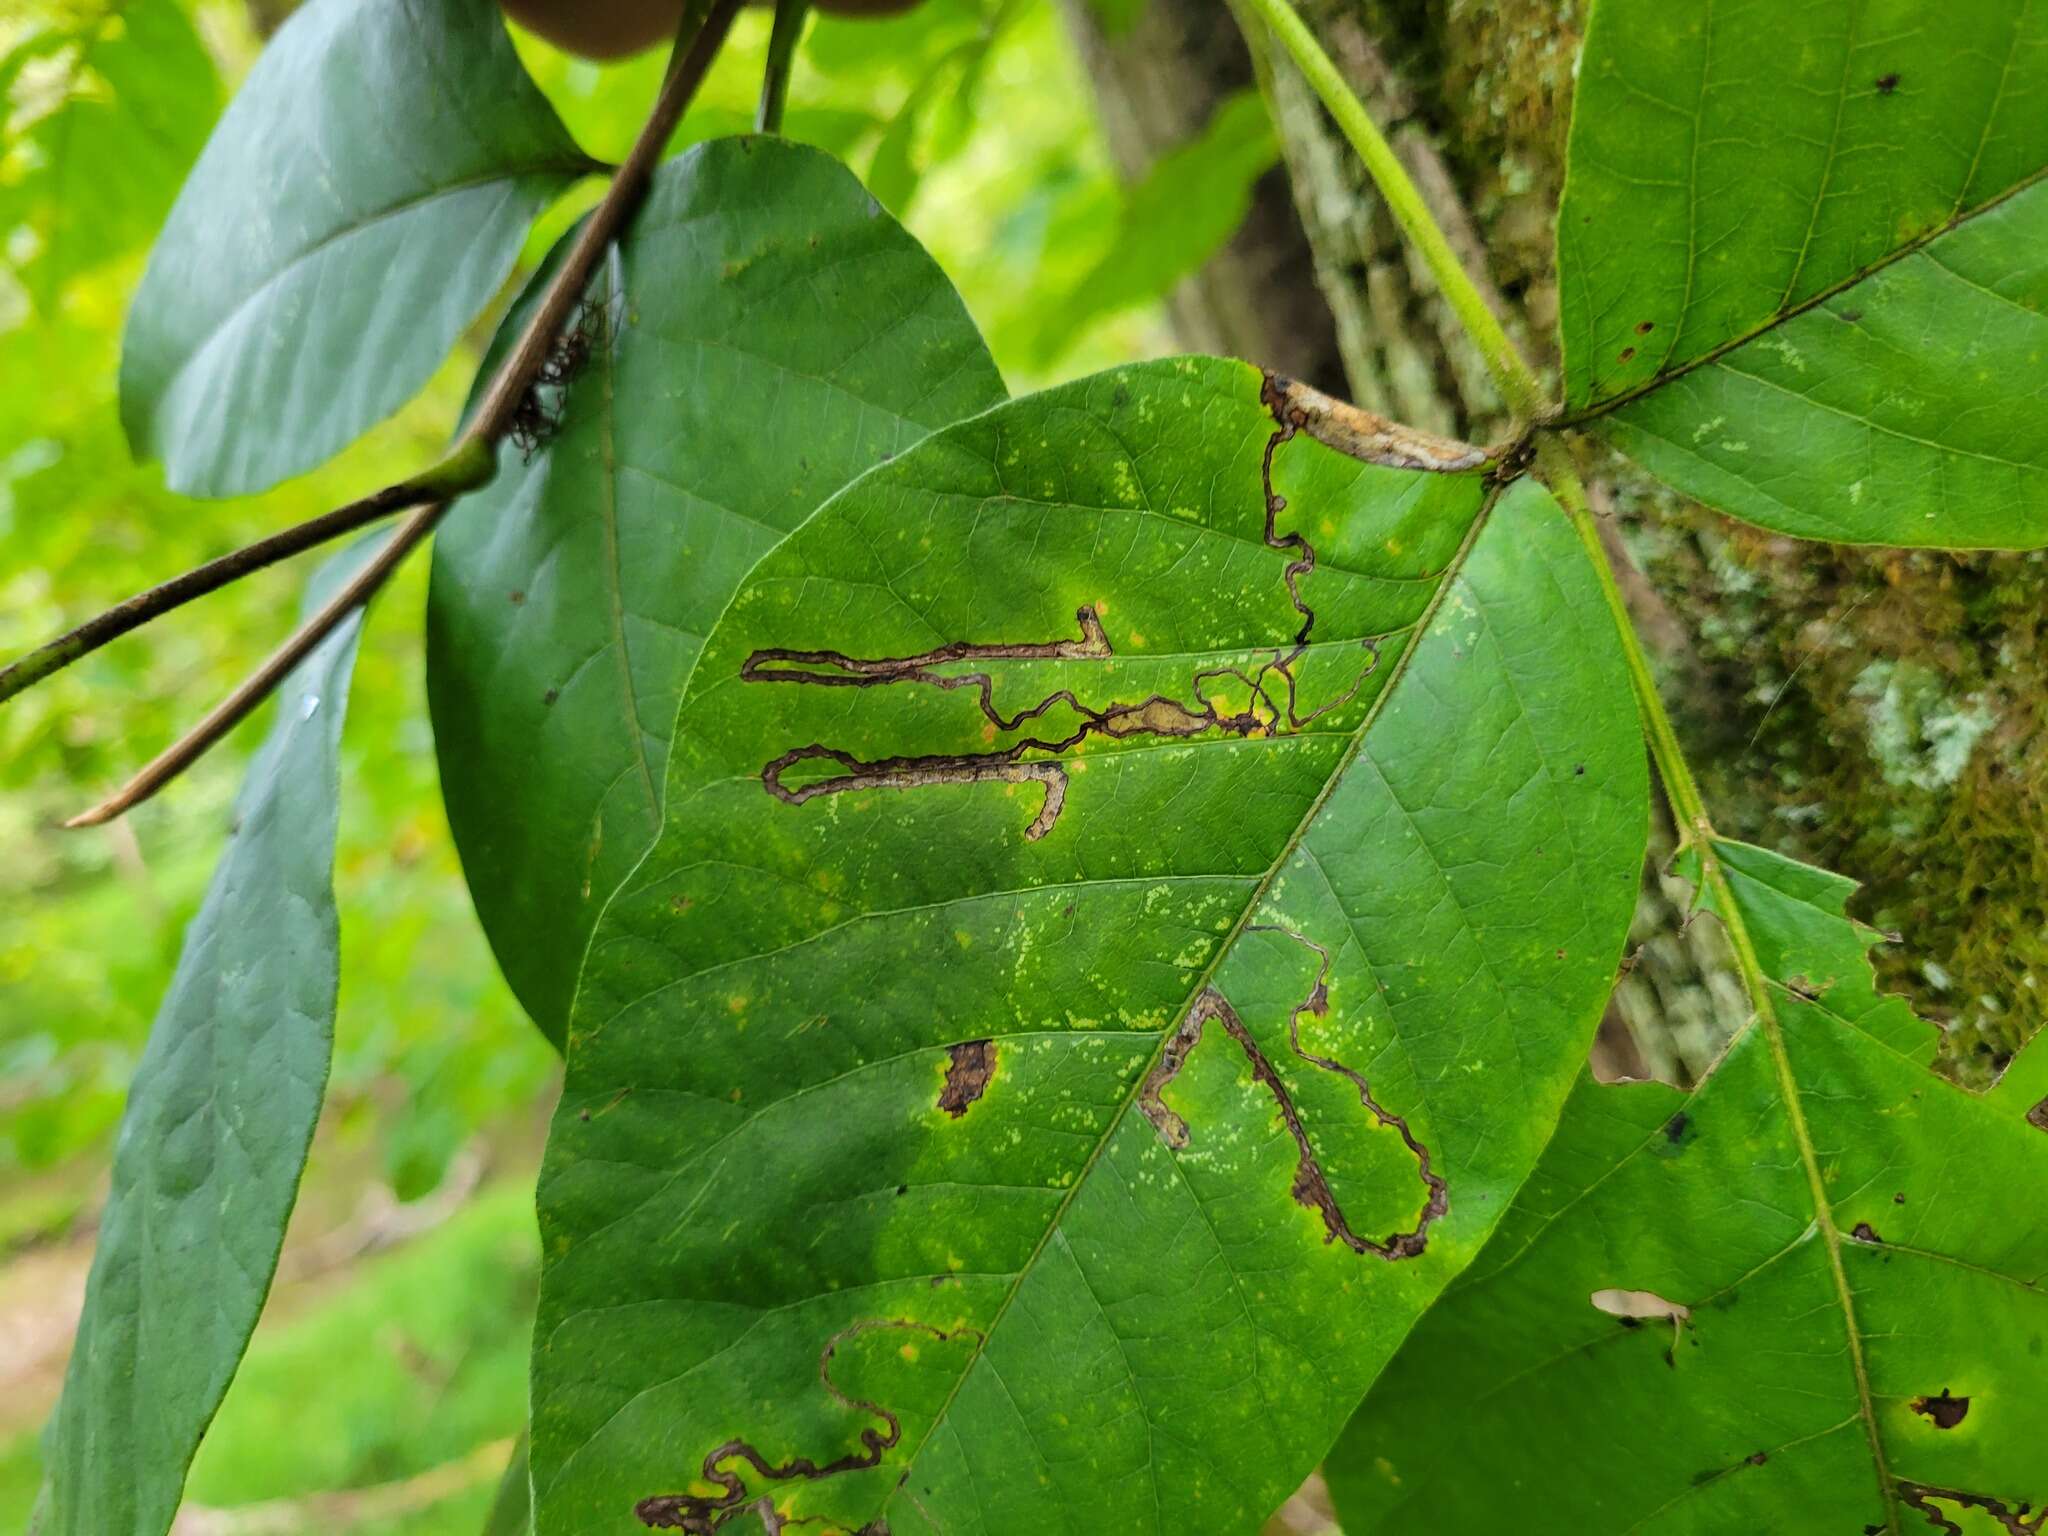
[0,0,219,309]
[483,1432,533,1536]
[426,136,1006,1044]
[527,358,1648,1534]
[119,0,594,497]
[1557,0,2048,547]
[1326,839,2048,1534]
[39,554,370,1536]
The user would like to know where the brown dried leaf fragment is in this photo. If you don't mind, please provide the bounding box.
[1260,373,1488,473]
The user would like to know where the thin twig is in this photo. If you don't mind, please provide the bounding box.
[756,0,808,134]
[65,0,742,828]
[0,441,492,706]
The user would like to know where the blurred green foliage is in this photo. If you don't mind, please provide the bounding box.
[0,0,1280,1527]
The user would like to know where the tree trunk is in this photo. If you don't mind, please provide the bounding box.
[1065,0,2042,1086]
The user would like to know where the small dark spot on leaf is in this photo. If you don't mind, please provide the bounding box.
[509,590,525,605]
[579,1107,591,1122]
[2026,1096,2048,1135]
[1893,1191,1906,1204]
[1635,320,1655,335]
[1555,948,1567,960]
[1574,763,1586,776]
[543,687,559,706]
[1852,1222,1882,1244]
[938,1039,996,1118]
[1910,1389,1969,1429]
[1746,1451,1768,1466]
[670,893,693,913]
[1664,1112,1691,1145]
[1875,72,1901,93]
[1619,346,1638,363]
[1841,308,1864,323]
[895,1184,908,1196]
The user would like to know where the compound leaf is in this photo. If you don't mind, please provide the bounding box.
[1327,838,2048,1534]
[40,556,370,1536]
[1558,0,2048,547]
[427,137,1006,1044]
[527,358,1648,1535]
[119,0,594,496]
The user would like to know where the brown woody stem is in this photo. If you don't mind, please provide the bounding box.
[0,441,493,707]
[64,0,742,828]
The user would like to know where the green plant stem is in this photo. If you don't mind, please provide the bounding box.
[1255,18,1905,1503]
[756,0,807,135]
[1233,0,1545,422]
[64,0,742,829]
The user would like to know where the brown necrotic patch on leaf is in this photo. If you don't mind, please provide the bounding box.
[736,383,1433,841]
[1897,1481,2045,1536]
[1910,1389,1971,1430]
[634,1319,982,1535]
[937,1040,995,1118]
[1137,923,1445,1261]
[2027,1096,2048,1135]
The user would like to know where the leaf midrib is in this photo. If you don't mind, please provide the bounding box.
[875,474,1507,1525]
[1710,861,1900,1533]
[1560,160,2048,428]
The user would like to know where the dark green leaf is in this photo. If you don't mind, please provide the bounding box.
[1558,0,2048,546]
[40,554,370,1536]
[483,1432,533,1536]
[0,0,218,309]
[1328,839,2048,1533]
[119,0,593,496]
[527,359,1648,1534]
[426,137,1006,1044]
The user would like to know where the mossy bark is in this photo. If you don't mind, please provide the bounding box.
[1067,0,2042,1085]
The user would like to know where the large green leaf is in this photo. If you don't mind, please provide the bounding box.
[426,137,1007,1044]
[1327,839,2048,1533]
[119,0,594,497]
[527,358,1648,1534]
[0,0,218,309]
[1557,0,2048,547]
[40,557,370,1536]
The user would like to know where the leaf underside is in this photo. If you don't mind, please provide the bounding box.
[1559,0,2048,547]
[118,0,592,496]
[40,557,370,1536]
[528,357,1648,1535]
[427,137,1006,1043]
[1328,839,2048,1534]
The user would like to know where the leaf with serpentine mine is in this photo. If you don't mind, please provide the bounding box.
[527,356,1648,1536]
